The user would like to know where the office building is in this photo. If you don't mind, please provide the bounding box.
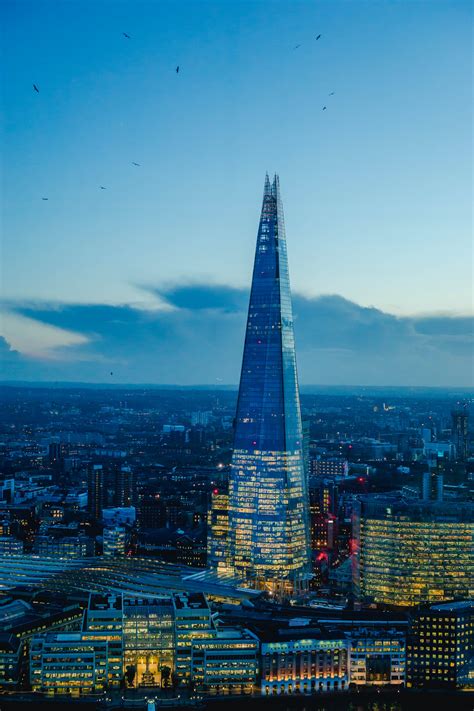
[353,496,474,606]
[0,634,22,688]
[87,463,105,519]
[347,628,405,686]
[123,597,174,688]
[30,633,121,696]
[260,629,348,695]
[172,593,216,681]
[191,627,259,695]
[407,601,474,689]
[207,487,232,576]
[228,174,310,596]
[0,536,23,555]
[113,465,137,508]
[34,534,94,558]
[311,458,349,478]
[451,407,469,461]
[103,525,128,557]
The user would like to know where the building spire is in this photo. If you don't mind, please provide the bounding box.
[263,172,272,197]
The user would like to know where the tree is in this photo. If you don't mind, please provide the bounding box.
[125,664,136,687]
[161,665,171,689]
[171,671,180,691]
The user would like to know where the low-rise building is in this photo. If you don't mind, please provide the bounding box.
[346,627,405,686]
[407,601,474,690]
[259,627,349,695]
[0,633,23,687]
[191,627,259,695]
[30,632,122,696]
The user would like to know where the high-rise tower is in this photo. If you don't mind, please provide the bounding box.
[227,174,311,596]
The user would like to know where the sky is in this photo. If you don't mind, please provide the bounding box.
[1,0,473,386]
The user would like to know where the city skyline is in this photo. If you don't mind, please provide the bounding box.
[1,0,473,387]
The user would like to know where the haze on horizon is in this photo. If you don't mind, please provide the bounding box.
[1,0,472,387]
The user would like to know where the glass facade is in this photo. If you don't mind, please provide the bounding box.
[353,497,474,607]
[123,597,174,688]
[228,174,310,594]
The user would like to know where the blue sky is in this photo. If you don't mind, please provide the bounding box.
[1,0,473,385]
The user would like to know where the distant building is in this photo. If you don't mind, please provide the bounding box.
[311,458,349,478]
[113,465,137,508]
[139,495,166,529]
[207,487,231,575]
[451,407,469,461]
[102,506,136,527]
[407,601,474,690]
[353,496,474,606]
[87,464,105,519]
[0,536,23,555]
[191,411,212,427]
[424,441,455,461]
[34,534,94,559]
[0,633,22,688]
[103,526,127,557]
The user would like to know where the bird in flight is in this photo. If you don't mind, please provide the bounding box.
[316,34,322,40]
[33,84,39,93]
[42,197,48,201]
[322,106,327,111]
[132,162,140,166]
[176,65,180,73]
[123,32,131,39]
[294,44,301,49]
[100,186,107,190]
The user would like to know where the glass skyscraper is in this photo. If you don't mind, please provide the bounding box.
[228,174,311,595]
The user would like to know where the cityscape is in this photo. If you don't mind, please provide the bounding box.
[1,1,472,710]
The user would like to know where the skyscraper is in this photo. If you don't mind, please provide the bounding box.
[227,174,311,596]
[451,405,469,461]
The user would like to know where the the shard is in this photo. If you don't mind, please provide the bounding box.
[228,173,311,596]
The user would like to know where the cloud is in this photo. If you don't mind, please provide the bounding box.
[1,285,473,386]
[1,310,89,359]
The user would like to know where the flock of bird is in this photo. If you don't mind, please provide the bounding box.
[34,30,331,201]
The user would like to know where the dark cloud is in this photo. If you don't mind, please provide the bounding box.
[2,286,473,386]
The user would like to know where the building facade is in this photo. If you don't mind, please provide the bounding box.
[407,601,474,689]
[123,597,174,688]
[353,496,474,606]
[227,174,311,596]
[207,487,231,576]
[191,627,259,695]
[172,592,216,681]
[260,635,348,695]
[347,629,405,686]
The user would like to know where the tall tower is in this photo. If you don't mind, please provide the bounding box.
[228,174,311,596]
[451,405,469,461]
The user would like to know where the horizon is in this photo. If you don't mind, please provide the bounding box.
[1,0,473,387]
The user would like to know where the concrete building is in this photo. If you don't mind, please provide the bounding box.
[260,629,349,695]
[191,627,259,695]
[172,592,216,681]
[407,601,474,689]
